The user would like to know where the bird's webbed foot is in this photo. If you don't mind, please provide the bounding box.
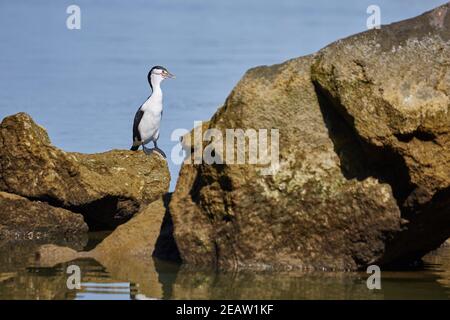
[153,147,167,158]
[142,145,167,158]
[143,145,153,155]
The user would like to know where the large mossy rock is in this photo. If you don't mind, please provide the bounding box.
[169,4,450,270]
[0,112,170,229]
[170,57,401,271]
[311,3,450,264]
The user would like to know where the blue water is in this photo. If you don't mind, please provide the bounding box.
[0,0,447,190]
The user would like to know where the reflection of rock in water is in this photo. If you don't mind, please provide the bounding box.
[91,257,165,299]
[31,197,180,299]
[170,267,382,300]
[0,237,87,273]
[154,258,181,300]
[31,250,175,299]
[0,255,168,300]
[423,246,450,290]
[0,237,87,299]
[3,240,450,299]
[170,265,450,300]
[0,260,76,300]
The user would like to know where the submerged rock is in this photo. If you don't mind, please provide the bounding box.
[169,4,450,270]
[0,112,170,230]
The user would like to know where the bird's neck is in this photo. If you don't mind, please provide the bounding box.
[151,84,163,101]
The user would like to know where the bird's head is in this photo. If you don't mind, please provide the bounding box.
[147,66,175,90]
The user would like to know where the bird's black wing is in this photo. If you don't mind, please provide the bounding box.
[132,107,144,142]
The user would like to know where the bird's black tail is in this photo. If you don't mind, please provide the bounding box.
[130,145,139,151]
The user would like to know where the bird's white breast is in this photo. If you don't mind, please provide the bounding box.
[139,90,163,144]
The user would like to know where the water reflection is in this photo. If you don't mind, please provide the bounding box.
[1,239,449,300]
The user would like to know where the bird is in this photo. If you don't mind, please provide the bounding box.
[130,66,175,157]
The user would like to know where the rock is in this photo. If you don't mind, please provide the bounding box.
[91,197,170,260]
[169,4,450,270]
[35,196,177,265]
[34,197,178,298]
[0,191,88,241]
[34,245,82,268]
[170,56,402,271]
[0,112,170,229]
[311,3,450,264]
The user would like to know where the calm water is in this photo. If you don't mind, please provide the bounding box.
[1,0,449,300]
[0,238,449,300]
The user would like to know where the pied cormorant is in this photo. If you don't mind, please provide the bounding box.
[130,66,175,157]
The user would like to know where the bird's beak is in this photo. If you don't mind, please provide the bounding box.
[166,71,176,79]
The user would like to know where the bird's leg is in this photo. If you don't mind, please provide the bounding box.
[143,144,153,155]
[153,141,167,158]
